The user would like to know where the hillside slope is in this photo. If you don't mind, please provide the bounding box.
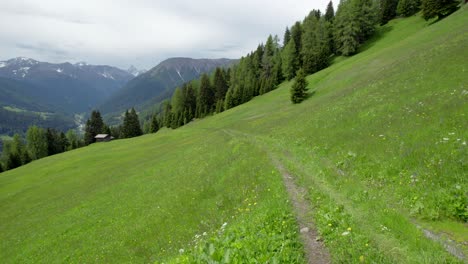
[1,8,467,263]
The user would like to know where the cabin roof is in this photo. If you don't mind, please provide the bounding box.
[95,134,110,139]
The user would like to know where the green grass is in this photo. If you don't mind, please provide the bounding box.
[1,7,467,263]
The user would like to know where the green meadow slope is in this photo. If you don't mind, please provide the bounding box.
[1,8,467,263]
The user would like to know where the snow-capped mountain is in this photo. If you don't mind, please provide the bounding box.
[0,57,134,113]
[127,65,147,77]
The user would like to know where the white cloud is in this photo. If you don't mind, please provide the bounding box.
[0,0,334,69]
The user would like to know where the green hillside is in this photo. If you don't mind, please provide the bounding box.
[1,7,467,264]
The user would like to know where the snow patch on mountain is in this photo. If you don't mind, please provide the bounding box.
[100,72,115,80]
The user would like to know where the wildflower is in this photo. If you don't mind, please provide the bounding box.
[328,223,332,227]
[359,255,365,262]
[365,243,369,247]
[202,232,207,236]
[221,222,228,229]
[341,231,350,236]
[347,227,352,231]
[179,248,184,254]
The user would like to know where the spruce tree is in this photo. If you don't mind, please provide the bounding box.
[150,115,159,133]
[283,27,291,47]
[290,22,303,68]
[325,1,335,22]
[197,74,214,117]
[290,68,309,104]
[379,0,399,25]
[281,38,298,80]
[84,110,105,145]
[422,0,459,20]
[122,108,143,138]
[213,68,228,101]
[397,0,421,17]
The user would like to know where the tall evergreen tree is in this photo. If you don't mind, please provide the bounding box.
[334,0,378,56]
[301,14,332,75]
[183,83,197,122]
[422,0,459,20]
[282,38,298,80]
[197,73,214,117]
[46,129,67,156]
[379,0,399,25]
[325,1,335,22]
[397,0,421,17]
[213,68,228,102]
[162,102,173,128]
[290,21,303,68]
[149,114,160,133]
[290,68,309,104]
[283,27,291,47]
[84,110,104,145]
[122,108,143,138]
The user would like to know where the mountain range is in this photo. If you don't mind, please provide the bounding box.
[0,57,236,137]
[100,57,236,122]
[0,57,134,113]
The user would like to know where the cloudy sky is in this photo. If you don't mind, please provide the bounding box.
[0,0,333,70]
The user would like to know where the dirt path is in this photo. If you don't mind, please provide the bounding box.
[273,157,331,264]
[222,129,330,263]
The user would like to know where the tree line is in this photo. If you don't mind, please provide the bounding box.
[0,108,145,172]
[148,0,461,128]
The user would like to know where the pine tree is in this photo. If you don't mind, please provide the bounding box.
[283,27,291,47]
[290,22,303,67]
[122,108,143,138]
[397,0,421,17]
[282,38,298,80]
[325,1,335,22]
[213,68,228,101]
[183,83,197,122]
[422,0,459,20]
[197,73,214,117]
[224,88,234,110]
[84,110,104,145]
[162,102,173,128]
[334,0,378,56]
[379,0,399,25]
[150,115,159,133]
[290,68,309,104]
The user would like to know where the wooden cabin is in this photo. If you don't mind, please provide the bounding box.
[95,134,113,142]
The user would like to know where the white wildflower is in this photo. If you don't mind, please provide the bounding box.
[341,231,350,236]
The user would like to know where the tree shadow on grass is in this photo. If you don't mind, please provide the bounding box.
[358,25,393,53]
[305,90,316,100]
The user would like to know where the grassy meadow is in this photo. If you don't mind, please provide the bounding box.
[1,6,467,263]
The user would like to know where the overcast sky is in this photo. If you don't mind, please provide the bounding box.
[0,0,334,70]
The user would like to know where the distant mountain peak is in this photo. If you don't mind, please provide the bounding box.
[75,61,88,67]
[127,65,147,77]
